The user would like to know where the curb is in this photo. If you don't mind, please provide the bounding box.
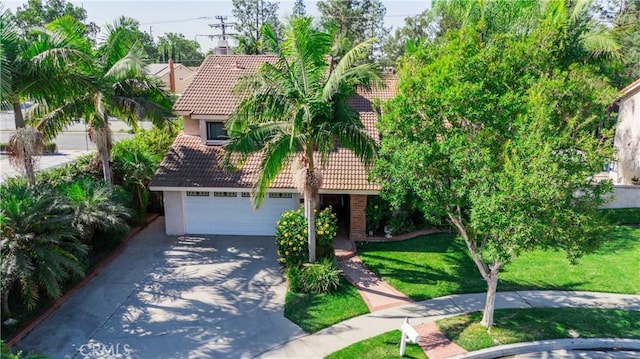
[449,338,640,359]
[5,214,160,347]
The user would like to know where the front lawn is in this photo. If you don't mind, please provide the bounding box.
[358,226,640,301]
[325,330,426,359]
[327,308,640,357]
[437,308,640,351]
[284,278,369,333]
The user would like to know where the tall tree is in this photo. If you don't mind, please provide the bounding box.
[14,0,99,40]
[1,10,92,186]
[614,0,640,81]
[157,32,205,66]
[375,0,621,328]
[225,17,381,262]
[317,0,388,61]
[232,0,281,54]
[381,9,434,67]
[292,0,306,17]
[36,17,174,184]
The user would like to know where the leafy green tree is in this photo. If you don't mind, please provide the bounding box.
[292,0,306,17]
[36,17,174,184]
[375,0,620,328]
[225,17,381,262]
[615,0,640,81]
[232,0,281,54]
[318,0,388,61]
[381,9,434,67]
[0,184,86,317]
[14,0,99,40]
[157,32,205,66]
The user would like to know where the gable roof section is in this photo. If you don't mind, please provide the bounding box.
[174,55,277,116]
[620,78,640,100]
[150,115,380,192]
[151,54,397,193]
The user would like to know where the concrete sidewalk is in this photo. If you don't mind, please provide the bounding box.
[0,150,93,184]
[259,290,640,358]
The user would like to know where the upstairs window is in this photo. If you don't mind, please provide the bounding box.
[206,122,228,141]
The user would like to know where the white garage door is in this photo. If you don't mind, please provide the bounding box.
[184,191,297,236]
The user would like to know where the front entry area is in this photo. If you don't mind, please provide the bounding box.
[184,191,297,236]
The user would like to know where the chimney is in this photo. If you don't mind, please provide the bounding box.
[168,59,176,93]
[214,39,233,55]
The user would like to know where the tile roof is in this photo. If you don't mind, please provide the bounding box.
[347,77,397,112]
[150,131,380,192]
[152,54,397,192]
[174,55,277,116]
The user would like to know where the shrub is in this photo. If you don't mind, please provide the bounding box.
[366,195,392,234]
[37,154,97,187]
[276,206,338,267]
[287,259,341,293]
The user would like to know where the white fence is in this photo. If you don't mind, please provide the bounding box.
[601,185,640,209]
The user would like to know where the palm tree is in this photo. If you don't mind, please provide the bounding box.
[37,17,174,184]
[0,183,86,318]
[60,178,131,244]
[225,17,381,262]
[0,10,92,186]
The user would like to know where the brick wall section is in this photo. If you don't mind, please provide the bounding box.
[349,194,367,241]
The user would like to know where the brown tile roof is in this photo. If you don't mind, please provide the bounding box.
[174,55,277,116]
[347,77,397,112]
[150,132,380,192]
[154,55,396,192]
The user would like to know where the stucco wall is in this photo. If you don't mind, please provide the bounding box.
[160,65,195,94]
[614,89,640,184]
[183,115,199,136]
[601,185,640,209]
[163,191,185,235]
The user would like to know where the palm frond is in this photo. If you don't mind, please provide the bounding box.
[252,133,297,208]
[323,37,381,101]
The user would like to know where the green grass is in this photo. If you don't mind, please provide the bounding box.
[325,330,427,359]
[358,226,640,301]
[284,278,369,333]
[437,308,640,351]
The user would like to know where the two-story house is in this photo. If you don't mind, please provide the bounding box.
[149,55,394,238]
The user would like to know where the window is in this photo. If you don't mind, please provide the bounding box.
[206,122,228,141]
[213,191,237,197]
[269,192,293,199]
[187,191,209,197]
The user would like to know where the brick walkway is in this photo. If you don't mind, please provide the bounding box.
[333,232,467,358]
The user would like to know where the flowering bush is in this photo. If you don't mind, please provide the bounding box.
[276,206,338,267]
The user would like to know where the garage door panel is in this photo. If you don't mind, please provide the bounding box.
[184,192,296,236]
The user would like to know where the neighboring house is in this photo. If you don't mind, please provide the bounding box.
[145,61,198,95]
[613,78,640,185]
[149,55,395,238]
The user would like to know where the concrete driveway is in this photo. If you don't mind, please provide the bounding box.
[16,218,304,358]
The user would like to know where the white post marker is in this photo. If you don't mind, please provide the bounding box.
[399,318,421,357]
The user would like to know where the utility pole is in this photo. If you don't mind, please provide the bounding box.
[209,15,236,41]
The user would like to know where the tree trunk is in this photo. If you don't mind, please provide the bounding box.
[12,96,25,129]
[99,146,112,184]
[24,154,36,187]
[2,285,12,318]
[481,264,501,328]
[305,190,317,263]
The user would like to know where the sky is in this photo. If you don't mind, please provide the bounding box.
[4,0,432,53]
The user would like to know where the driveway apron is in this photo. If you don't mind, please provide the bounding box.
[15,219,304,359]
